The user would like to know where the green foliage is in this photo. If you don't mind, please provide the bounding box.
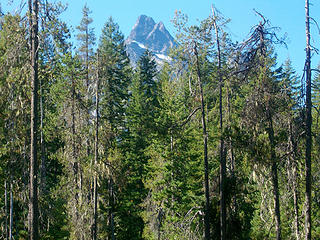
[0,13,30,239]
[98,17,131,132]
[111,51,158,239]
[76,4,96,59]
[1,5,320,240]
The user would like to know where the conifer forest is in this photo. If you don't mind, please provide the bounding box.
[1,0,320,239]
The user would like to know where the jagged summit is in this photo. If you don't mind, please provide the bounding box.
[125,15,175,65]
[128,15,156,43]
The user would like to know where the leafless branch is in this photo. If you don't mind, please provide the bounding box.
[101,159,116,172]
[309,16,320,35]
[311,68,320,73]
[180,107,201,127]
[253,9,267,26]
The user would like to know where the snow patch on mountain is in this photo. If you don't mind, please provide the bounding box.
[131,40,148,50]
[155,53,171,62]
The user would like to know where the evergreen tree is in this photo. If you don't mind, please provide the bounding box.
[52,51,91,239]
[241,47,286,239]
[97,16,131,239]
[76,4,96,85]
[114,51,158,239]
[0,13,30,239]
[98,17,131,133]
[37,3,73,238]
[76,5,97,239]
[76,3,96,157]
[144,62,205,239]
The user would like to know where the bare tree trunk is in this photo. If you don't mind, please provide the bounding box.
[29,0,39,239]
[71,76,78,181]
[5,180,8,240]
[293,172,300,240]
[71,75,81,231]
[194,43,210,240]
[92,53,100,240]
[85,21,90,158]
[109,178,115,240]
[267,113,281,240]
[9,180,13,240]
[212,7,226,240]
[40,77,46,194]
[226,83,238,218]
[289,121,300,240]
[304,1,312,239]
[271,162,281,240]
[226,86,235,174]
[110,212,115,240]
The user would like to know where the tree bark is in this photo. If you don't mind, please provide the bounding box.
[194,43,210,240]
[293,172,300,240]
[9,180,13,240]
[109,178,115,240]
[267,112,281,240]
[71,74,81,222]
[40,77,46,194]
[5,180,8,240]
[71,75,78,178]
[29,0,39,239]
[305,1,312,239]
[271,162,281,240]
[289,121,300,240]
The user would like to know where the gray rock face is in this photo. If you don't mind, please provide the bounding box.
[128,15,156,43]
[125,15,175,65]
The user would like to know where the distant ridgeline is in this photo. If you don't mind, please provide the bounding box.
[125,15,176,66]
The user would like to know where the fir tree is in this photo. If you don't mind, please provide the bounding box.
[115,51,158,239]
[97,16,131,239]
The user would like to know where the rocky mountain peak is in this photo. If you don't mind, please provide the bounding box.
[125,15,175,66]
[128,15,156,43]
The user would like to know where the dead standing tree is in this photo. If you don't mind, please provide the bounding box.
[28,0,39,239]
[237,12,286,240]
[193,42,211,240]
[211,6,226,240]
[304,1,312,239]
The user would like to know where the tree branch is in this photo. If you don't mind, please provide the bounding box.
[180,106,201,127]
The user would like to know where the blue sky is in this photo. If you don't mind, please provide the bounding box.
[3,0,320,75]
